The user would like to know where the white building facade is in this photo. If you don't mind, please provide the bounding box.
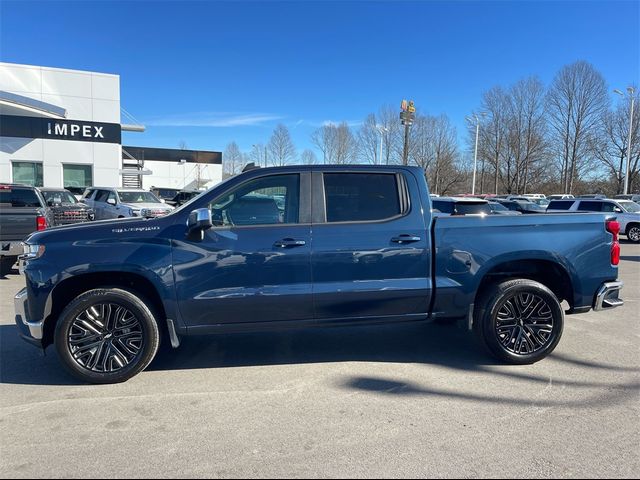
[0,62,222,192]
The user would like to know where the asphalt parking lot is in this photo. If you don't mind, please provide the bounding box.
[0,243,638,479]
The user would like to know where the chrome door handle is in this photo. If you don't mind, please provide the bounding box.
[391,234,421,244]
[274,238,307,248]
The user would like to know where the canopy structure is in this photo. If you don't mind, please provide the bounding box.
[0,90,67,119]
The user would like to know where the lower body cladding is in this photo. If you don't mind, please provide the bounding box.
[13,276,625,384]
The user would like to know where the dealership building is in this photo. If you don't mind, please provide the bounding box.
[0,62,222,193]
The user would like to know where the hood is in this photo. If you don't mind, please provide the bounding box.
[25,215,174,245]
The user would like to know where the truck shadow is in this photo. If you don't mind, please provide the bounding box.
[1,322,638,388]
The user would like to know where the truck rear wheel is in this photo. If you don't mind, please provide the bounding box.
[474,279,564,364]
[54,288,160,384]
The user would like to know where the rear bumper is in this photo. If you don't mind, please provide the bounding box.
[14,287,44,348]
[593,281,624,311]
[1,241,23,257]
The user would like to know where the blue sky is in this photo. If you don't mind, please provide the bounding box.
[1,0,638,156]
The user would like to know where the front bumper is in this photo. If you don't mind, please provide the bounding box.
[593,281,624,311]
[14,287,44,347]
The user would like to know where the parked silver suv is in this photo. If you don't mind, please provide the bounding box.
[547,198,640,243]
[81,187,174,220]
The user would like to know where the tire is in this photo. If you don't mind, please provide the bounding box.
[0,256,17,277]
[54,288,160,384]
[626,224,640,243]
[474,279,564,364]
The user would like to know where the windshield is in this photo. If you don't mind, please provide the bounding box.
[118,191,162,203]
[42,190,77,204]
[522,202,544,211]
[620,201,640,213]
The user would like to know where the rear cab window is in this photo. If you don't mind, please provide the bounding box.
[0,187,42,207]
[322,173,402,222]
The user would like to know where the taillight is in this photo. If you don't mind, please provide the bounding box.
[36,215,47,231]
[606,220,620,266]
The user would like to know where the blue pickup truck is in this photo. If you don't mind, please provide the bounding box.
[15,166,624,384]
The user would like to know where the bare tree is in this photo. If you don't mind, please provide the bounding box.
[223,142,243,178]
[357,114,381,164]
[311,125,337,163]
[427,115,458,195]
[311,122,357,164]
[178,140,188,150]
[546,61,609,194]
[377,105,402,165]
[268,124,296,166]
[592,88,640,194]
[334,122,357,164]
[300,149,318,165]
[250,143,268,168]
[408,114,435,173]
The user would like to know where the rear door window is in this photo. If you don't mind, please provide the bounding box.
[577,201,603,212]
[323,173,401,222]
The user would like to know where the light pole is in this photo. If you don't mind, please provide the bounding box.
[376,125,389,165]
[466,113,486,195]
[614,87,636,195]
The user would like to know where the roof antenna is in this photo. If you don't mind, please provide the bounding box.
[242,162,260,173]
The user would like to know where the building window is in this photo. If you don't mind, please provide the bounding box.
[63,164,93,195]
[12,162,43,187]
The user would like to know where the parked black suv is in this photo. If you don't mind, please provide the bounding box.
[39,188,95,226]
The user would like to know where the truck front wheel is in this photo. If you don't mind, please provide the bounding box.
[474,279,564,364]
[54,288,160,384]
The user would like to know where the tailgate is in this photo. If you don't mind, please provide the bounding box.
[0,208,39,242]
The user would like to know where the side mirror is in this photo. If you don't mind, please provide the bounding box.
[187,208,213,235]
[107,198,117,206]
[614,207,623,213]
[160,199,166,204]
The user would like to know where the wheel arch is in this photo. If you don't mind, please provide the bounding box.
[43,271,169,348]
[473,257,576,316]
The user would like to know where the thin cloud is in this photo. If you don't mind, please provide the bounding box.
[145,112,284,127]
[310,119,363,128]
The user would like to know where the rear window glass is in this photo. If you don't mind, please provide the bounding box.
[432,200,453,214]
[0,188,42,207]
[324,173,401,222]
[548,200,575,210]
[454,202,491,215]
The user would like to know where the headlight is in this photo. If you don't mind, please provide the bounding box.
[140,208,150,217]
[131,209,141,217]
[21,244,45,260]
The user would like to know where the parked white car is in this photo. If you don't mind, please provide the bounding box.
[547,198,640,243]
[81,187,174,220]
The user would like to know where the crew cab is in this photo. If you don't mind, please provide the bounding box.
[0,184,51,276]
[15,166,624,384]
